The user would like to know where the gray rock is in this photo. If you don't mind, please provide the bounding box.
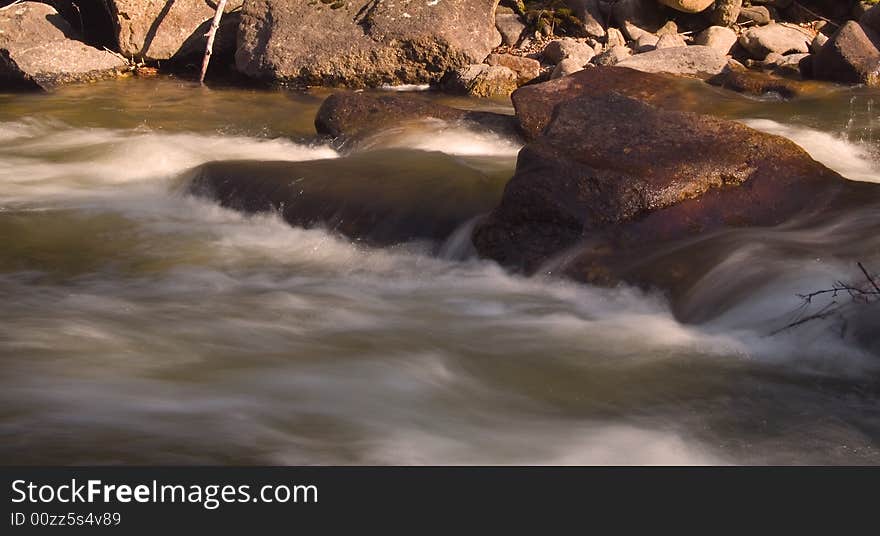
[592,45,633,66]
[496,13,526,46]
[655,33,687,50]
[658,0,714,12]
[738,6,772,26]
[606,27,628,48]
[616,45,728,76]
[442,64,519,98]
[813,20,880,86]
[635,33,660,53]
[551,57,587,79]
[0,2,127,90]
[739,24,812,59]
[811,32,829,53]
[236,0,501,87]
[695,26,738,55]
[105,0,243,62]
[711,0,742,27]
[542,38,596,65]
[486,53,541,84]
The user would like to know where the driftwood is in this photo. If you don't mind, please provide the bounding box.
[771,262,879,336]
[199,0,228,85]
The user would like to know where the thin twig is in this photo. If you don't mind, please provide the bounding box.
[858,261,880,295]
[199,0,227,85]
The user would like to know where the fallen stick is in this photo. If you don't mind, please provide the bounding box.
[199,0,228,85]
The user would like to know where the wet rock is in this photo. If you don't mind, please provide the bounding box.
[613,0,664,41]
[236,0,501,87]
[486,53,541,84]
[442,64,519,98]
[542,38,596,65]
[812,20,880,86]
[186,151,504,246]
[616,45,728,77]
[314,92,520,145]
[711,0,742,27]
[708,64,813,98]
[739,23,812,59]
[0,2,127,90]
[510,66,704,139]
[496,12,526,46]
[472,92,858,276]
[565,0,606,39]
[738,6,772,26]
[591,45,633,67]
[105,0,243,62]
[694,26,738,55]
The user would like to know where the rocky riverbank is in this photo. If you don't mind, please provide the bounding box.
[2,1,880,94]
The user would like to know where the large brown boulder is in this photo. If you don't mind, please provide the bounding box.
[186,151,505,246]
[472,90,869,278]
[812,20,880,85]
[105,0,243,62]
[314,92,520,146]
[510,66,708,140]
[0,2,127,90]
[236,0,501,87]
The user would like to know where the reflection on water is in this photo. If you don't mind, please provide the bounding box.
[0,78,879,465]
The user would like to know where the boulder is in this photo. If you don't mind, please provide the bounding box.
[442,64,519,98]
[739,23,812,59]
[812,20,880,85]
[616,45,728,77]
[738,6,773,26]
[105,0,243,62]
[472,91,861,276]
[496,12,526,46]
[0,2,127,90]
[591,45,633,67]
[486,53,541,84]
[655,33,688,49]
[510,66,705,140]
[186,151,504,246]
[551,58,587,79]
[658,0,714,13]
[542,38,596,65]
[314,92,519,145]
[711,0,742,26]
[236,0,501,87]
[613,0,664,41]
[635,33,661,53]
[694,26,738,55]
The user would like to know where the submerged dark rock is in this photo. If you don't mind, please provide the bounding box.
[185,150,506,246]
[314,92,520,146]
[472,91,874,282]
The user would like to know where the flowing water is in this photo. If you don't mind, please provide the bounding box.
[1,78,879,465]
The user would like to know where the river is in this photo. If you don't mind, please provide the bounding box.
[1,77,878,464]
